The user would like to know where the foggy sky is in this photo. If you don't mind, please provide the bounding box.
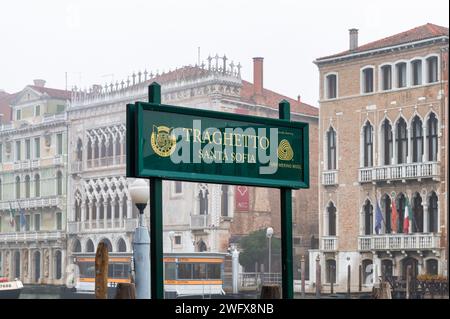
[0,0,448,107]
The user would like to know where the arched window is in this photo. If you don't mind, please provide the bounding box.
[325,259,336,283]
[25,175,31,198]
[14,251,21,278]
[411,59,422,86]
[197,239,207,252]
[86,239,95,252]
[115,138,121,157]
[122,195,128,219]
[428,192,438,233]
[55,250,62,280]
[362,259,373,284]
[381,65,392,90]
[221,185,229,217]
[327,127,336,170]
[75,191,82,222]
[35,174,40,197]
[117,238,127,252]
[382,119,393,165]
[396,62,407,88]
[412,193,423,233]
[100,139,106,159]
[426,259,438,275]
[382,194,392,234]
[325,74,337,99]
[362,67,374,93]
[411,116,423,163]
[381,259,393,278]
[57,171,63,195]
[76,138,83,161]
[199,185,209,215]
[396,194,406,233]
[427,113,438,161]
[107,139,114,158]
[327,202,336,236]
[426,56,438,83]
[363,200,373,235]
[15,176,21,199]
[87,139,92,160]
[363,122,373,167]
[73,239,82,253]
[396,118,408,164]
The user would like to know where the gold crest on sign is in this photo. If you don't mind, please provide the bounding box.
[151,125,176,157]
[278,139,294,161]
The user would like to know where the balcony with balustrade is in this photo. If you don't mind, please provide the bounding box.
[190,214,211,232]
[322,170,338,186]
[359,162,440,183]
[0,231,65,243]
[67,217,140,234]
[0,196,63,211]
[358,233,441,251]
[85,155,126,170]
[321,236,337,251]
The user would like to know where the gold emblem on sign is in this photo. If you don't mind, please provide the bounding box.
[277,139,294,161]
[151,125,176,157]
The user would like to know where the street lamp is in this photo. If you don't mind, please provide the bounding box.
[168,231,175,253]
[266,227,273,278]
[129,179,150,299]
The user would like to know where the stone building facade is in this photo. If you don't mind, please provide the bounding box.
[311,23,448,292]
[0,80,70,284]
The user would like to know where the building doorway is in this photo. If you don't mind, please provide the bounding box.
[401,257,418,279]
[34,251,41,283]
[14,251,21,279]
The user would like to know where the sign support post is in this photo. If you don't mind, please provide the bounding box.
[279,100,293,299]
[148,83,164,299]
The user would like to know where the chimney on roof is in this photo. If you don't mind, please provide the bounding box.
[349,28,359,51]
[253,57,264,95]
[33,79,46,87]
[297,95,301,103]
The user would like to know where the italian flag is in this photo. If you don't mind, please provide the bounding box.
[403,196,413,234]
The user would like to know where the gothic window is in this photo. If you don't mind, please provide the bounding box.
[382,194,392,234]
[73,239,81,253]
[86,239,95,252]
[396,118,408,164]
[327,127,336,170]
[382,119,393,165]
[76,138,83,161]
[57,171,63,195]
[15,176,20,199]
[221,185,229,217]
[427,113,438,161]
[75,191,82,222]
[411,116,423,163]
[412,193,423,233]
[428,192,438,233]
[327,202,336,236]
[87,139,92,161]
[381,259,393,278]
[199,184,209,215]
[35,174,40,197]
[362,259,373,284]
[197,239,207,252]
[411,60,422,86]
[426,56,438,83]
[381,65,392,90]
[363,199,373,235]
[25,175,31,198]
[55,250,62,280]
[426,259,438,275]
[363,121,373,167]
[117,238,127,252]
[396,194,406,233]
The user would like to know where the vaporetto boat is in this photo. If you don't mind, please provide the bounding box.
[0,278,23,299]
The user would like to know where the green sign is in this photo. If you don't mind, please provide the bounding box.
[127,101,309,189]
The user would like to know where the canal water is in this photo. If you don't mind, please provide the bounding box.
[19,285,61,299]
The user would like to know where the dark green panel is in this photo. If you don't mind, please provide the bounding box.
[134,102,309,189]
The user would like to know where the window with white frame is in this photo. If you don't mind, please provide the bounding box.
[428,192,438,233]
[396,62,407,88]
[362,67,374,93]
[363,121,373,167]
[363,199,373,235]
[381,65,392,90]
[411,60,422,86]
[16,109,21,121]
[34,213,41,231]
[35,174,40,197]
[426,56,438,83]
[326,127,336,170]
[35,105,41,116]
[15,140,21,161]
[327,202,336,236]
[411,116,423,163]
[56,212,62,230]
[57,133,63,155]
[325,74,337,99]
[15,176,20,199]
[25,139,31,160]
[34,137,40,158]
[427,113,438,161]
[57,171,63,195]
[25,175,31,198]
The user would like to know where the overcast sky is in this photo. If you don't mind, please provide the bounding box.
[0,0,448,106]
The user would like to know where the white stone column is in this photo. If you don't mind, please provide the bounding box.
[61,249,66,283]
[359,210,364,235]
[103,200,108,228]
[324,209,329,236]
[127,200,132,219]
[227,186,234,218]
[392,124,397,164]
[27,249,32,283]
[112,137,117,165]
[88,203,93,229]
[39,249,44,284]
[407,125,412,164]
[49,248,53,282]
[111,200,115,228]
[96,203,100,228]
[119,200,124,228]
[81,202,86,222]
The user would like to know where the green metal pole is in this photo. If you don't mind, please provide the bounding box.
[148,82,164,299]
[279,100,294,299]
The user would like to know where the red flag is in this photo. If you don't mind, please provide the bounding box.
[391,199,398,233]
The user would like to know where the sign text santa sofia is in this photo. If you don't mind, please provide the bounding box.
[127,101,309,189]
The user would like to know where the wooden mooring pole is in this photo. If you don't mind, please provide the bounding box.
[95,242,109,299]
